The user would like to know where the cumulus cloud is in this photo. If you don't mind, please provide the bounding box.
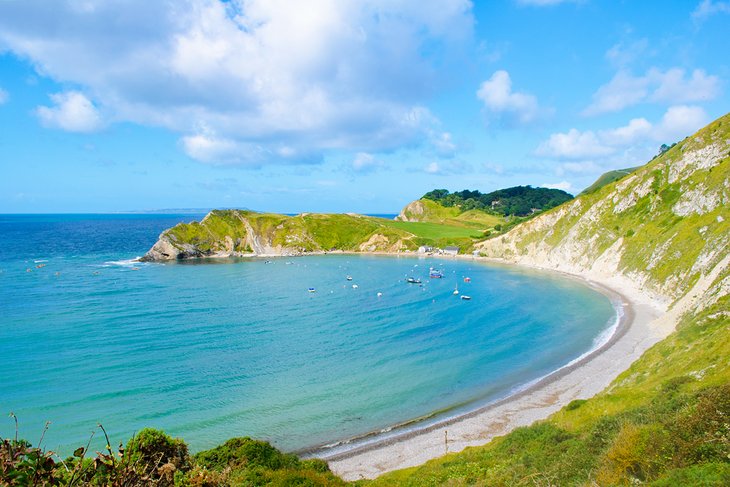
[536,105,708,162]
[654,105,709,141]
[0,0,473,164]
[0,87,8,104]
[599,117,653,146]
[584,68,720,115]
[36,91,103,132]
[535,129,614,159]
[351,152,383,173]
[477,70,542,125]
[692,0,730,21]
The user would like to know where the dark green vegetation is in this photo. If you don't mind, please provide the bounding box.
[1,427,344,486]
[422,186,573,217]
[579,167,640,195]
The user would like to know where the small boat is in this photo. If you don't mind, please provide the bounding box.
[377,292,383,297]
[308,287,316,293]
[352,284,359,289]
[453,286,459,295]
[464,277,471,283]
[429,268,444,278]
[406,277,421,284]
[346,276,353,281]
[460,295,471,300]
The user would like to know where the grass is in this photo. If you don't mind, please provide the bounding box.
[580,167,640,195]
[375,219,484,239]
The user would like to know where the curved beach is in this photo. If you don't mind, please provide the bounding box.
[318,259,671,481]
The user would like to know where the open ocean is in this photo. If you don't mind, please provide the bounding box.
[0,214,615,456]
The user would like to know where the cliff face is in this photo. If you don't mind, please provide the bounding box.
[142,210,416,261]
[476,113,730,308]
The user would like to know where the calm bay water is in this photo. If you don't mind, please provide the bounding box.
[0,214,614,455]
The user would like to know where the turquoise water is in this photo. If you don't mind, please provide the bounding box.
[0,215,615,455]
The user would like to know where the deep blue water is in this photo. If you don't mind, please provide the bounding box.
[0,214,614,456]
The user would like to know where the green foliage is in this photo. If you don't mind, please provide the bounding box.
[125,428,190,479]
[194,437,299,472]
[423,186,573,217]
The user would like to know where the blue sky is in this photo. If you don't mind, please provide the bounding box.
[0,0,728,213]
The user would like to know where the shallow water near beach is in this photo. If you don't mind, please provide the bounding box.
[0,214,614,455]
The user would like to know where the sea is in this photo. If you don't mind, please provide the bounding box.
[0,214,615,456]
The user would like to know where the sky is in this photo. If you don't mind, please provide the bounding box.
[0,0,728,214]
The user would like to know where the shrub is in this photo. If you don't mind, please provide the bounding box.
[125,428,190,482]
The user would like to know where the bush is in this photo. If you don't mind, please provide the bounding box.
[125,428,190,482]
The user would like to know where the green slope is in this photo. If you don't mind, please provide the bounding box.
[579,167,640,195]
[395,198,504,230]
[144,208,487,260]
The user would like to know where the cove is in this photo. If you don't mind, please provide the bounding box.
[1,252,615,456]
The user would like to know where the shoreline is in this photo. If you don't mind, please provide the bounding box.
[300,274,628,460]
[314,255,669,481]
[147,250,672,480]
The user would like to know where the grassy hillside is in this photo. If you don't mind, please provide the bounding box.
[144,207,487,260]
[579,167,640,195]
[477,113,730,302]
[395,198,504,230]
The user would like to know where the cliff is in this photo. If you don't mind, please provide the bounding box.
[142,211,414,261]
[476,113,730,308]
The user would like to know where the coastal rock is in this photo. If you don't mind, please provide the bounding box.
[395,200,426,222]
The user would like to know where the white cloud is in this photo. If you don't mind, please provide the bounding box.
[0,87,8,104]
[477,70,542,125]
[692,0,730,21]
[536,105,708,169]
[584,68,721,115]
[430,131,458,158]
[599,118,653,146]
[535,129,614,159]
[351,152,383,173]
[654,105,709,142]
[650,69,720,103]
[36,91,102,132]
[541,181,573,191]
[0,0,473,165]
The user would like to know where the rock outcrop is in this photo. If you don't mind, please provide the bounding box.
[476,113,730,309]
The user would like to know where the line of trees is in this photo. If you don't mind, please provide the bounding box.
[423,186,573,217]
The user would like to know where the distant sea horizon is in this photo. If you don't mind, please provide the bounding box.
[0,211,400,219]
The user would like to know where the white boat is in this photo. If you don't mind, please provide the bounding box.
[308,287,316,293]
[346,275,353,281]
[460,295,471,300]
[352,284,359,289]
